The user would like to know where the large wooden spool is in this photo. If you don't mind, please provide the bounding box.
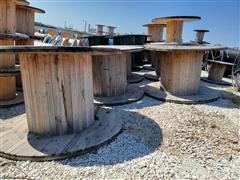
[159,51,203,95]
[92,45,144,105]
[19,52,94,136]
[145,44,225,96]
[152,16,201,43]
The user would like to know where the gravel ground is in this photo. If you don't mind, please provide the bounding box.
[0,70,239,179]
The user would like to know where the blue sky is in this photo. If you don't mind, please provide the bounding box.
[29,0,239,47]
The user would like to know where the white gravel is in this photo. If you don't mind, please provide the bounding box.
[0,70,240,179]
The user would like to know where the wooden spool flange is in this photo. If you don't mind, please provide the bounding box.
[145,44,225,96]
[145,81,220,104]
[92,46,144,105]
[143,23,166,42]
[152,16,201,43]
[0,108,122,161]
[144,72,160,82]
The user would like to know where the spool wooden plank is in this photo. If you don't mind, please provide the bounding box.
[0,108,122,162]
[94,84,144,106]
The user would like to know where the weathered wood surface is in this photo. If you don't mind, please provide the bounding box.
[208,63,227,82]
[0,77,16,100]
[0,46,143,54]
[16,5,35,36]
[0,0,18,104]
[166,20,183,43]
[93,54,127,97]
[20,53,94,136]
[144,44,226,52]
[0,40,15,69]
[143,24,166,42]
[94,85,144,106]
[0,0,16,34]
[159,51,204,95]
[0,108,122,161]
[145,81,220,104]
[17,0,30,6]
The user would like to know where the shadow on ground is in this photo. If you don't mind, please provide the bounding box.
[0,104,25,120]
[57,110,163,166]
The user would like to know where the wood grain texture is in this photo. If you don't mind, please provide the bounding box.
[166,20,183,43]
[208,63,227,82]
[0,108,122,161]
[0,40,15,69]
[92,53,127,97]
[16,5,34,36]
[0,0,16,34]
[159,51,204,95]
[19,53,94,136]
[146,25,165,42]
[0,76,16,100]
